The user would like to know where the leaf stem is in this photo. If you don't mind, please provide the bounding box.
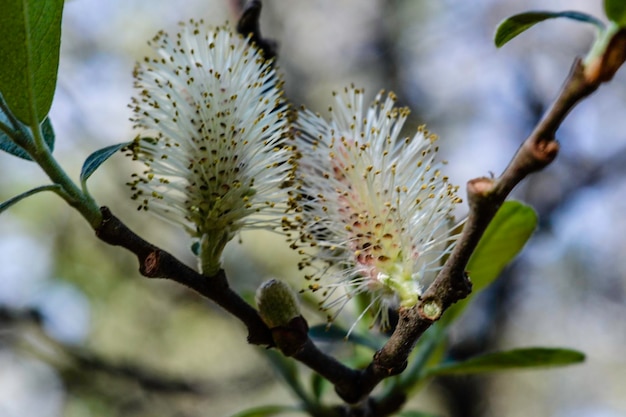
[28,136,102,227]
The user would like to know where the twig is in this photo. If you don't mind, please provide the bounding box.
[95,207,273,346]
[340,58,603,406]
[236,0,278,59]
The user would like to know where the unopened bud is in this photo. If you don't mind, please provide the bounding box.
[256,279,308,356]
[256,279,301,328]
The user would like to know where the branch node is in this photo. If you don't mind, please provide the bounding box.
[95,206,114,239]
[467,177,496,208]
[142,251,160,277]
[530,137,560,167]
[467,176,495,195]
[372,351,408,376]
[270,316,309,356]
[420,299,442,321]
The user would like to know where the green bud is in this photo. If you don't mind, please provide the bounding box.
[256,279,301,328]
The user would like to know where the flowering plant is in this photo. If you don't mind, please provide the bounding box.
[294,87,462,332]
[126,20,296,275]
[1,1,625,416]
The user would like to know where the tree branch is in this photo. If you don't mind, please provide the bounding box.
[89,9,624,417]
[95,207,273,346]
[335,57,605,407]
[94,206,373,405]
[236,0,278,59]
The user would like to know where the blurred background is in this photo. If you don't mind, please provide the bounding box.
[1,0,625,416]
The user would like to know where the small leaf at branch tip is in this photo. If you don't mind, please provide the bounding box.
[494,11,605,48]
[80,142,131,185]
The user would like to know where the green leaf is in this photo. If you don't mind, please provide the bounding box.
[425,348,585,376]
[0,184,61,214]
[0,0,64,125]
[444,201,537,322]
[308,323,382,350]
[80,142,131,184]
[467,201,537,292]
[0,132,30,160]
[495,11,605,48]
[230,405,303,417]
[605,0,626,26]
[396,323,447,391]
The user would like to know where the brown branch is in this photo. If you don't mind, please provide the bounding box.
[330,57,606,407]
[95,207,364,399]
[95,207,273,346]
[292,339,361,395]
